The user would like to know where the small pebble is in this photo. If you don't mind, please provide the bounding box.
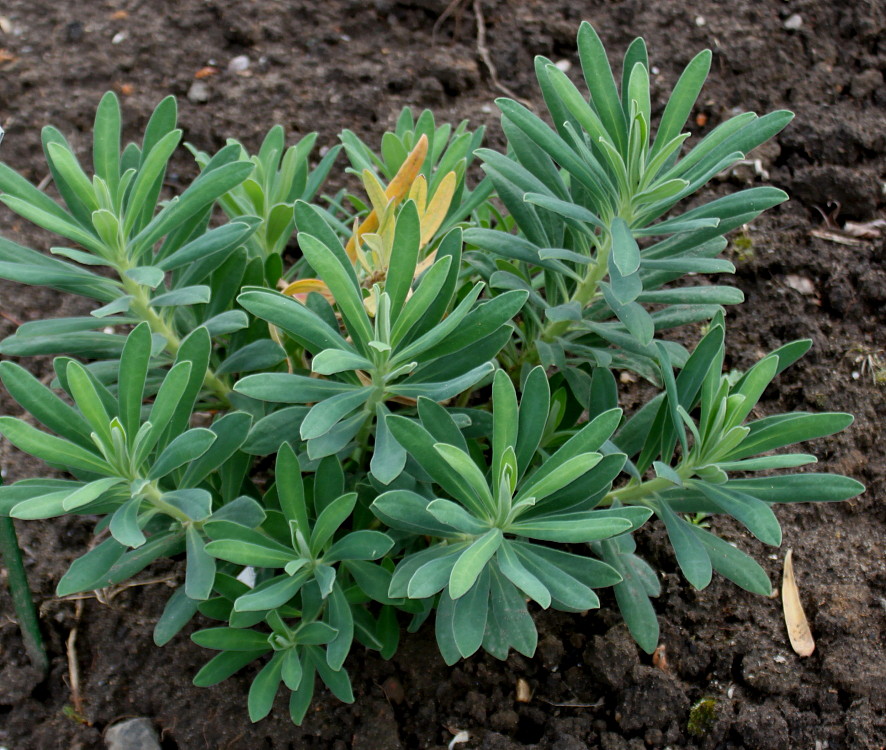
[783,14,803,30]
[554,59,572,73]
[784,274,815,295]
[105,718,161,750]
[695,15,706,26]
[111,31,128,44]
[187,80,211,104]
[227,54,250,73]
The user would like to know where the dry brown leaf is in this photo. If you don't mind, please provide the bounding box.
[782,549,815,657]
[515,677,532,703]
[652,644,669,671]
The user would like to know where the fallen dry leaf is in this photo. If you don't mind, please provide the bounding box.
[0,48,17,64]
[842,219,884,239]
[110,10,129,20]
[195,66,219,79]
[515,677,532,703]
[652,644,669,671]
[809,228,864,246]
[782,549,815,657]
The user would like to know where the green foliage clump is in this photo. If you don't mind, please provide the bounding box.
[0,23,862,724]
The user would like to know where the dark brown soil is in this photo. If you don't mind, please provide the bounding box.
[1,1,884,748]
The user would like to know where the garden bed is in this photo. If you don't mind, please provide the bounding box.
[0,0,883,748]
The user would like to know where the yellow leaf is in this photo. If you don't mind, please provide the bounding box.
[408,174,428,215]
[346,134,429,261]
[782,549,815,657]
[420,171,457,246]
[361,170,390,217]
[282,278,335,304]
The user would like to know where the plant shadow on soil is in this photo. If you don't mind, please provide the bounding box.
[0,0,884,748]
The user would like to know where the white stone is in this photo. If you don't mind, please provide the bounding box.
[227,55,250,73]
[784,14,803,30]
[105,718,161,750]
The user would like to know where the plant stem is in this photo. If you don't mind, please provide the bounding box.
[0,516,49,675]
[122,278,231,406]
[538,235,612,344]
[603,476,673,506]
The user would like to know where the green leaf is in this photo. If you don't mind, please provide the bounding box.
[449,528,503,599]
[692,481,782,546]
[326,530,393,562]
[651,49,711,158]
[275,442,310,532]
[309,646,354,703]
[389,254,453,346]
[450,570,491,659]
[193,650,268,687]
[657,502,712,589]
[248,652,284,722]
[514,374,552,477]
[727,412,854,461]
[371,490,460,538]
[496,541,551,608]
[62,476,125,512]
[123,129,182,235]
[185,525,216,600]
[390,362,495,402]
[514,453,603,505]
[484,567,537,659]
[386,200,421,320]
[690,525,771,595]
[611,218,640,276]
[234,373,353,403]
[288,661,317,725]
[514,543,599,611]
[326,584,355,671]
[55,537,126,596]
[0,417,112,475]
[203,522,297,567]
[433,443,494,518]
[150,285,210,307]
[117,323,152,440]
[300,388,370,440]
[600,539,659,653]
[370,404,407,485]
[310,493,357,556]
[298,233,373,350]
[0,361,93,447]
[237,287,352,355]
[281,647,304,691]
[577,22,627,150]
[109,497,146,548]
[508,509,630,543]
[148,428,216,480]
[153,586,201,646]
[311,348,373,376]
[234,571,310,612]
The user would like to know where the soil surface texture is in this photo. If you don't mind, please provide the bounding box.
[0,1,884,748]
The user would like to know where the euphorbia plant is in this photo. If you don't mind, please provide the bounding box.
[0,23,862,725]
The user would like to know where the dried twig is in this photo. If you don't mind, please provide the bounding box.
[472,0,533,108]
[66,597,86,718]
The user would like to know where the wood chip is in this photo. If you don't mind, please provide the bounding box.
[782,549,815,657]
